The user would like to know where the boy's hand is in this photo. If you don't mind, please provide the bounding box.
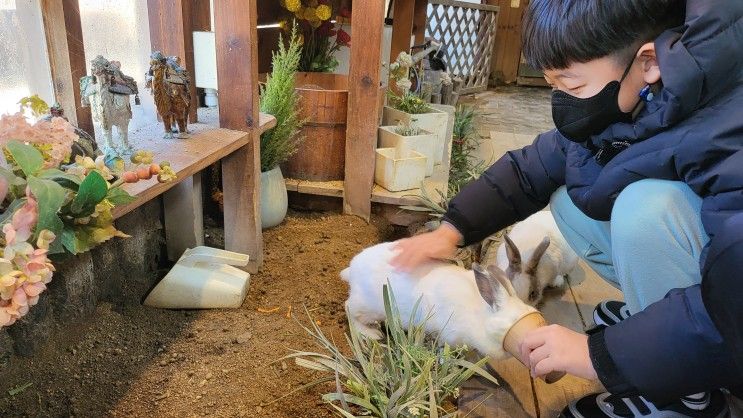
[391,223,463,271]
[519,324,598,381]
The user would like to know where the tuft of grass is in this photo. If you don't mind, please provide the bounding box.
[259,26,305,173]
[387,91,432,115]
[274,286,498,417]
[394,120,423,136]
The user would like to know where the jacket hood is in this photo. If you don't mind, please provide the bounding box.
[589,0,743,150]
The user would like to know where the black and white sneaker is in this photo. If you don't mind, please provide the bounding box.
[560,390,729,418]
[593,300,632,327]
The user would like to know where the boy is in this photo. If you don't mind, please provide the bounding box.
[392,0,743,416]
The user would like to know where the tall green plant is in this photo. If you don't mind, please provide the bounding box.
[274,286,498,417]
[449,105,482,191]
[259,27,304,172]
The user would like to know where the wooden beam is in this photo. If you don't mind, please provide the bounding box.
[487,0,524,85]
[344,0,385,221]
[40,0,94,136]
[213,0,263,272]
[192,0,211,31]
[147,0,199,122]
[389,0,415,63]
[412,0,428,44]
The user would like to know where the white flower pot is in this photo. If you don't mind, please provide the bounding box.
[378,126,436,176]
[261,166,288,229]
[375,148,427,192]
[382,105,449,164]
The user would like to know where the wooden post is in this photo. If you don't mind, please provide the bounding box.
[40,0,94,136]
[412,0,428,44]
[192,0,211,31]
[147,0,199,123]
[486,0,525,85]
[389,0,415,64]
[344,0,385,221]
[213,0,263,272]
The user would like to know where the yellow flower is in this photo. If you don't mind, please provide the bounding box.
[285,0,301,12]
[315,4,332,21]
[277,19,288,31]
[303,6,316,20]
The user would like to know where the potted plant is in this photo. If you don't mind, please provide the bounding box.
[378,120,436,176]
[275,2,353,182]
[374,147,427,193]
[383,91,449,165]
[259,29,304,229]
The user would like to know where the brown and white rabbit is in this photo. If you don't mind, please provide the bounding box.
[495,211,579,306]
[341,242,536,360]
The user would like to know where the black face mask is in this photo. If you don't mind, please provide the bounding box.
[551,57,636,142]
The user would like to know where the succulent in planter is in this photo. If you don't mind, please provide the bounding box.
[387,90,432,115]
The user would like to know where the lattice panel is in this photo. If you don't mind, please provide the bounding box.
[425,0,499,94]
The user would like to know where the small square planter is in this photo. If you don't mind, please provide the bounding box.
[378,125,436,176]
[382,105,448,165]
[375,148,427,192]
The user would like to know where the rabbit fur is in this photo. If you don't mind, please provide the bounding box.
[495,211,580,306]
[341,242,536,360]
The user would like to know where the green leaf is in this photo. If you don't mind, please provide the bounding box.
[105,187,137,206]
[71,171,108,216]
[0,166,26,187]
[27,176,66,252]
[61,226,80,255]
[38,168,81,190]
[6,141,43,177]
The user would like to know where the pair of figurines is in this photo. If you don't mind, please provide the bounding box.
[79,52,192,158]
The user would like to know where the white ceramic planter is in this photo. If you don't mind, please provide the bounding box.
[260,166,288,229]
[382,105,448,164]
[375,148,427,192]
[378,126,436,176]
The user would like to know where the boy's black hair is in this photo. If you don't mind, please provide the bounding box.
[522,0,686,70]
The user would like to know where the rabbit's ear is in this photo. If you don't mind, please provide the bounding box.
[504,235,522,272]
[473,263,499,307]
[486,264,517,298]
[525,237,551,275]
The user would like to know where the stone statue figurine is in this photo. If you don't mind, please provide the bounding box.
[146,51,192,139]
[79,55,140,156]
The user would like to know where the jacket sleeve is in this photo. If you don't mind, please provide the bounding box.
[589,211,743,403]
[442,129,569,245]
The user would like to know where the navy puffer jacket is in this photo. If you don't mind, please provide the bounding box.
[443,0,743,402]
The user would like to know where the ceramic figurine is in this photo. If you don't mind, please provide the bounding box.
[79,55,140,156]
[146,51,191,139]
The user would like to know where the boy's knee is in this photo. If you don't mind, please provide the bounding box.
[612,180,698,239]
[549,186,573,220]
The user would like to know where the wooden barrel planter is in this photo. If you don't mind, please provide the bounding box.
[283,72,349,181]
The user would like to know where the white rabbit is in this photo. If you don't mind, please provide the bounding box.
[495,211,579,306]
[341,242,536,359]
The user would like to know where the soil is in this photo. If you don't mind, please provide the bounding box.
[0,211,403,418]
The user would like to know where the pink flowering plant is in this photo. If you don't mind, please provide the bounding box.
[0,99,176,327]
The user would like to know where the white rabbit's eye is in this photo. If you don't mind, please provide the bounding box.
[529,291,538,300]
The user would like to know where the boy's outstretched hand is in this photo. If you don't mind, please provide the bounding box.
[391,223,463,271]
[520,324,598,381]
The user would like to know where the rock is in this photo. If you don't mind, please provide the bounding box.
[198,379,207,387]
[235,332,252,344]
[281,361,288,371]
[159,361,168,367]
[205,372,213,380]
[255,406,263,414]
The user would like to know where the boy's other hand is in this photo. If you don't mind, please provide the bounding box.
[391,223,463,271]
[519,324,598,381]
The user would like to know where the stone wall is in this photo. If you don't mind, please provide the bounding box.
[0,199,167,366]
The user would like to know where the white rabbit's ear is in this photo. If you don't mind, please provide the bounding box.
[486,264,517,298]
[473,263,499,307]
[525,237,551,275]
[504,235,522,272]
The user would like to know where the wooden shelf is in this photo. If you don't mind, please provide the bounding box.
[112,109,276,219]
[285,164,448,207]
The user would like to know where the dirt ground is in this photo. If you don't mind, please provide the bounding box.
[0,211,402,417]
